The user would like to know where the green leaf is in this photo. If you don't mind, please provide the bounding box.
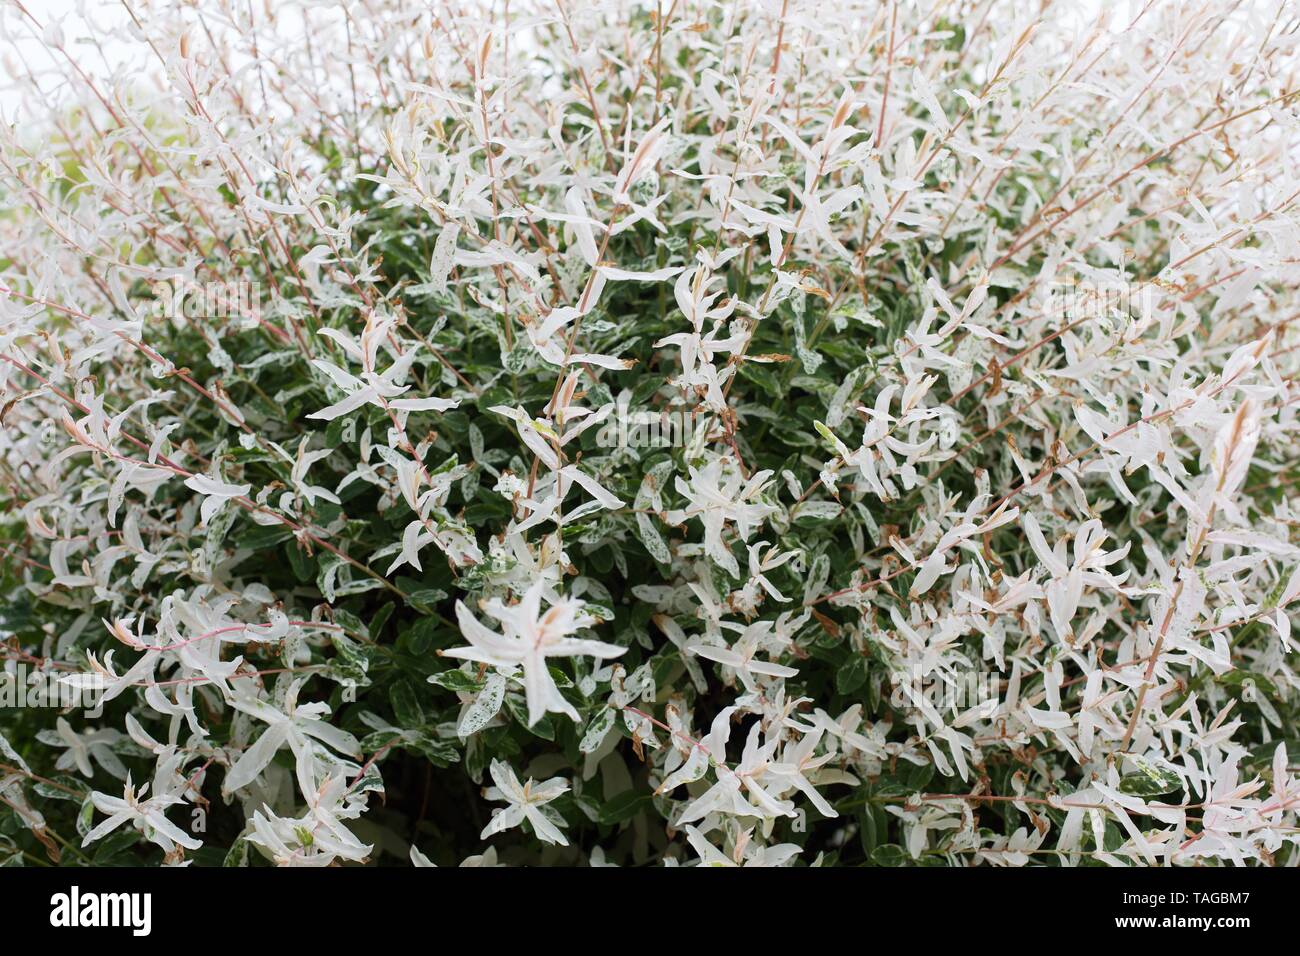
[579,706,616,753]
[836,656,869,695]
[405,617,439,656]
[390,679,424,727]
[406,732,461,767]
[905,762,935,792]
[76,795,95,839]
[285,541,315,582]
[428,668,485,693]
[92,828,141,862]
[858,805,878,856]
[596,789,653,825]
[870,844,910,866]
[368,603,395,641]
[203,501,239,568]
[1218,669,1279,700]
[505,693,555,740]
[1119,757,1183,797]
[408,588,449,609]
[333,607,368,641]
[34,775,90,803]
[456,673,506,737]
[224,836,250,867]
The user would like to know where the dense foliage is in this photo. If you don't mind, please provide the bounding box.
[1,0,1299,867]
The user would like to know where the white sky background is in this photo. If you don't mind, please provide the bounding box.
[0,0,1155,125]
[0,0,1129,98]
[0,0,141,119]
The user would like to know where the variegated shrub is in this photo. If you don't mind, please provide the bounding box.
[1,0,1300,867]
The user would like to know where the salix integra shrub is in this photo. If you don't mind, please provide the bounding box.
[1,0,1299,867]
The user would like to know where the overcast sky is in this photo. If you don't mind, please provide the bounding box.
[0,0,138,120]
[0,0,1133,123]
